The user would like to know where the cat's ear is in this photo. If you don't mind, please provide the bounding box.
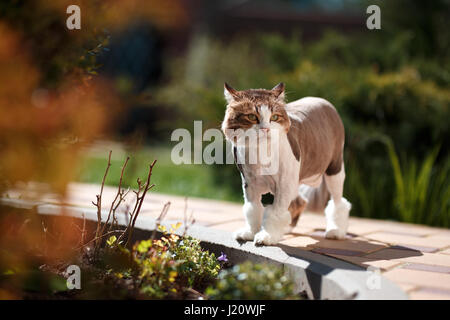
[272,82,285,101]
[224,82,238,104]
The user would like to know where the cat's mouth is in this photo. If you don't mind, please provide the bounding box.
[258,128,271,137]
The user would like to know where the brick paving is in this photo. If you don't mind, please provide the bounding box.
[5,182,450,300]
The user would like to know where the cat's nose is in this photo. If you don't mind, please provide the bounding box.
[260,127,270,132]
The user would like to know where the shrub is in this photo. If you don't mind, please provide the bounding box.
[131,236,181,299]
[205,262,298,300]
[103,225,220,299]
[165,233,220,289]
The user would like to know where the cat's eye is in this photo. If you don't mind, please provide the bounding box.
[270,114,279,121]
[248,114,257,121]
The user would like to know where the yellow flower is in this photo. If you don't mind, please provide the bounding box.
[136,240,152,253]
[171,222,182,230]
[106,235,117,246]
[169,271,177,282]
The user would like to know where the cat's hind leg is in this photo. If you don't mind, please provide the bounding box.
[288,195,308,231]
[324,164,351,239]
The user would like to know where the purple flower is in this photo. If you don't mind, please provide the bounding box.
[218,252,228,262]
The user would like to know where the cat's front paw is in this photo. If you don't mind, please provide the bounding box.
[234,227,255,241]
[253,229,281,246]
[324,228,346,240]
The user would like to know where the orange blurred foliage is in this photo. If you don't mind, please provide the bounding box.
[0,1,189,298]
[41,0,188,32]
[0,23,121,195]
[0,0,188,196]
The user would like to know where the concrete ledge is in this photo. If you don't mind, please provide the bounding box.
[1,199,408,300]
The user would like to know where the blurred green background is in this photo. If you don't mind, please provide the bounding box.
[2,0,449,227]
[80,0,450,227]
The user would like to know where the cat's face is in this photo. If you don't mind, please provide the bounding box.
[221,83,290,141]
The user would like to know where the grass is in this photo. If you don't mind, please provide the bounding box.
[75,145,241,202]
[345,136,449,227]
[76,142,449,228]
[383,138,450,227]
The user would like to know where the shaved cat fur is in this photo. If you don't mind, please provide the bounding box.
[222,83,351,245]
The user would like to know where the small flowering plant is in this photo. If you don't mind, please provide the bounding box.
[131,235,180,298]
[206,261,298,300]
[217,252,231,269]
[104,222,221,298]
[156,223,221,288]
[218,252,228,262]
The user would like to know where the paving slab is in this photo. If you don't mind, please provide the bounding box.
[327,254,402,271]
[408,287,450,300]
[365,248,450,266]
[363,232,449,250]
[383,268,450,290]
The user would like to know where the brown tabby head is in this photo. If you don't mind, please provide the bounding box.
[221,83,290,140]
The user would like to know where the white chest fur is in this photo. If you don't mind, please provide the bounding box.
[235,129,300,202]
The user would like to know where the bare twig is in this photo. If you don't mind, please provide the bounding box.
[106,186,130,232]
[182,197,195,236]
[88,155,161,255]
[150,201,171,241]
[80,213,87,246]
[92,155,131,254]
[123,160,157,246]
[123,202,131,229]
[100,156,129,237]
[117,179,142,243]
[72,214,87,248]
[92,150,112,246]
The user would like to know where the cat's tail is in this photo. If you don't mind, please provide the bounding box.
[289,180,330,228]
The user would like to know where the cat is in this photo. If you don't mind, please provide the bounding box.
[221,82,352,245]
